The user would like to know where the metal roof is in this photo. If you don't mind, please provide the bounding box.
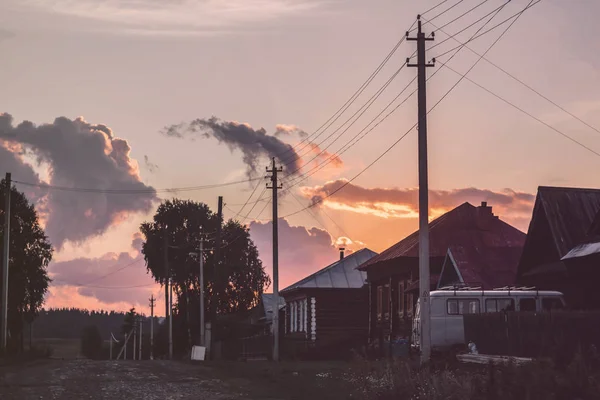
[561,241,600,261]
[281,248,378,292]
[536,186,600,257]
[259,293,285,323]
[359,202,526,271]
[260,293,285,313]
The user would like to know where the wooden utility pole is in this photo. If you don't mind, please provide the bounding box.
[266,158,282,361]
[163,231,172,360]
[138,316,143,360]
[407,15,435,364]
[168,283,173,360]
[1,172,11,352]
[199,237,206,346]
[149,295,155,360]
[133,322,136,361]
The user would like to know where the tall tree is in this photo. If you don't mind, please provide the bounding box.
[0,179,52,353]
[121,307,136,335]
[140,199,270,350]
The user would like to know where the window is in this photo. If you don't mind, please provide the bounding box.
[447,299,480,315]
[377,286,383,321]
[398,281,405,317]
[542,297,564,311]
[485,298,515,313]
[382,284,390,319]
[289,299,308,333]
[519,298,536,312]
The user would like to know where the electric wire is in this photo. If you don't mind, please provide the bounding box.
[278,0,517,219]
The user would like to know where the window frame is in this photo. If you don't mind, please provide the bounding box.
[485,298,515,313]
[519,297,537,312]
[447,298,480,315]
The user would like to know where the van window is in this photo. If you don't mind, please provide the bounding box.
[519,298,536,311]
[447,299,480,315]
[485,298,515,312]
[542,297,564,311]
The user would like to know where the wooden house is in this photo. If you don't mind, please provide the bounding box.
[357,202,526,345]
[280,248,377,358]
[517,186,600,309]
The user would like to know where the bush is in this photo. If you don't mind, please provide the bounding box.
[81,325,103,359]
[348,353,600,400]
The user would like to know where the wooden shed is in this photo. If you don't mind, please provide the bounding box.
[280,248,377,358]
[517,186,600,309]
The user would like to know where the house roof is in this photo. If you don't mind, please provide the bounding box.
[533,186,600,256]
[438,244,524,289]
[260,293,285,320]
[358,202,526,271]
[281,248,378,293]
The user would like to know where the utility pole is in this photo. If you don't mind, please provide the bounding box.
[266,158,282,361]
[163,231,172,360]
[168,283,173,360]
[133,322,136,361]
[149,295,155,360]
[212,197,223,319]
[138,316,143,360]
[198,237,206,346]
[1,172,11,352]
[407,15,435,364]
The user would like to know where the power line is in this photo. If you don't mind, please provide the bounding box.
[13,177,261,194]
[421,0,454,16]
[280,0,501,190]
[438,60,600,159]
[412,0,468,31]
[75,256,145,286]
[279,2,517,219]
[65,282,156,289]
[282,63,410,177]
[426,8,600,139]
[429,0,541,59]
[428,0,493,33]
[277,19,417,163]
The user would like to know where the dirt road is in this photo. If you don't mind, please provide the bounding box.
[0,359,247,400]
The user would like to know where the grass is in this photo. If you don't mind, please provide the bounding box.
[33,338,82,359]
[185,352,600,400]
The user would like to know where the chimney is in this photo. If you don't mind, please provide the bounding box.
[339,247,345,260]
[477,201,494,229]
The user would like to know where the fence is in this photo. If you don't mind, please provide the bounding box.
[463,311,600,362]
[219,334,272,360]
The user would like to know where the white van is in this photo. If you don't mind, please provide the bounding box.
[411,287,566,350]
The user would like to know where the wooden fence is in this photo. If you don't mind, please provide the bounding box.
[463,311,600,362]
[219,334,273,360]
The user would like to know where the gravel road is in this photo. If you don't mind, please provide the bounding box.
[0,359,248,400]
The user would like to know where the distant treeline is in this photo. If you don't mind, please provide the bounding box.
[32,308,149,340]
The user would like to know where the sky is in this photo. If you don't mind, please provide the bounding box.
[1,0,600,316]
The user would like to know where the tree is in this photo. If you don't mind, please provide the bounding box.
[0,179,52,353]
[121,307,136,335]
[80,325,103,359]
[139,199,270,352]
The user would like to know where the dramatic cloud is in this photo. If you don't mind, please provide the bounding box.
[274,124,308,137]
[0,113,158,249]
[47,232,160,312]
[249,218,363,289]
[164,117,343,178]
[300,180,535,230]
[164,117,305,178]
